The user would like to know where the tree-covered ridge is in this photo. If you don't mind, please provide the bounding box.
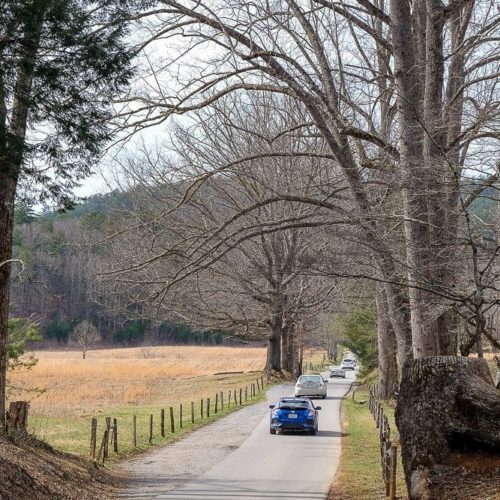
[10,192,226,346]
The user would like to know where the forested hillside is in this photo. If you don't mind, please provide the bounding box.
[10,193,224,346]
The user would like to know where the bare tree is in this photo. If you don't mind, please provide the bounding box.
[99,94,350,374]
[69,320,100,359]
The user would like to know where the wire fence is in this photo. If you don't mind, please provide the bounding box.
[368,384,399,500]
[89,375,266,463]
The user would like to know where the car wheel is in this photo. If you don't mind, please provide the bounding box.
[310,428,317,435]
[270,428,276,435]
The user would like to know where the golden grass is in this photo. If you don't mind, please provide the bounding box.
[9,345,266,416]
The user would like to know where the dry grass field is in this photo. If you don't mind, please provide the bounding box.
[7,345,267,457]
[9,345,266,414]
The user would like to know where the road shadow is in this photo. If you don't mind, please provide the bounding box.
[277,430,347,438]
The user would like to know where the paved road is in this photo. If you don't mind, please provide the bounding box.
[153,372,353,500]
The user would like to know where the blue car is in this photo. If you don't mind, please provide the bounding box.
[269,397,322,435]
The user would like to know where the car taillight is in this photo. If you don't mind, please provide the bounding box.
[272,410,279,417]
[308,410,315,417]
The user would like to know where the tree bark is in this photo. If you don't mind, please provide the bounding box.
[0,175,16,433]
[396,356,500,499]
[376,284,399,399]
[6,401,29,432]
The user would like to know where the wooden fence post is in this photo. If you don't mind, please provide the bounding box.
[239,388,242,406]
[97,429,108,463]
[228,390,232,407]
[245,386,248,402]
[90,418,97,458]
[191,401,195,424]
[104,417,111,459]
[215,393,218,414]
[261,375,264,389]
[149,414,153,444]
[161,409,165,437]
[220,391,224,410]
[113,418,118,453]
[207,398,210,418]
[257,379,260,392]
[180,404,183,428]
[234,389,237,405]
[170,406,175,433]
[201,399,204,419]
[389,445,397,500]
[133,415,137,447]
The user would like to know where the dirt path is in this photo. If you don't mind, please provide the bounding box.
[119,384,289,498]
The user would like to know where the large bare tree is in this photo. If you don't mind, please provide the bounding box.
[100,94,351,374]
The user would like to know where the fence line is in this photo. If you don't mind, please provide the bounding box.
[91,375,267,463]
[368,385,398,500]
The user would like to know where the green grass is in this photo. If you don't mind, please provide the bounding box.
[331,387,407,499]
[28,372,267,464]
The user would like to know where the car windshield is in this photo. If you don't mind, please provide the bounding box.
[298,376,322,383]
[278,399,309,410]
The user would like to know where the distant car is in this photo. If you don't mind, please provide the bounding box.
[341,359,356,370]
[269,397,322,435]
[294,374,327,398]
[330,367,346,378]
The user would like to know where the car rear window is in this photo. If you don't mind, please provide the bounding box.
[278,399,309,409]
[299,375,322,383]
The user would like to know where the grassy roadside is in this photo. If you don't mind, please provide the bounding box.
[28,371,268,463]
[330,385,407,500]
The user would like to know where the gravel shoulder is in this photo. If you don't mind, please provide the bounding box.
[119,383,290,498]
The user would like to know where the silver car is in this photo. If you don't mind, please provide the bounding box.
[294,374,327,399]
[330,366,346,378]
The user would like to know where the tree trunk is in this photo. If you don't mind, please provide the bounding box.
[390,0,440,359]
[266,332,281,375]
[287,324,301,377]
[376,284,399,399]
[0,176,16,434]
[280,324,289,372]
[6,401,29,432]
[396,356,500,499]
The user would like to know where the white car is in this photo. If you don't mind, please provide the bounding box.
[294,374,328,399]
[341,359,356,370]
